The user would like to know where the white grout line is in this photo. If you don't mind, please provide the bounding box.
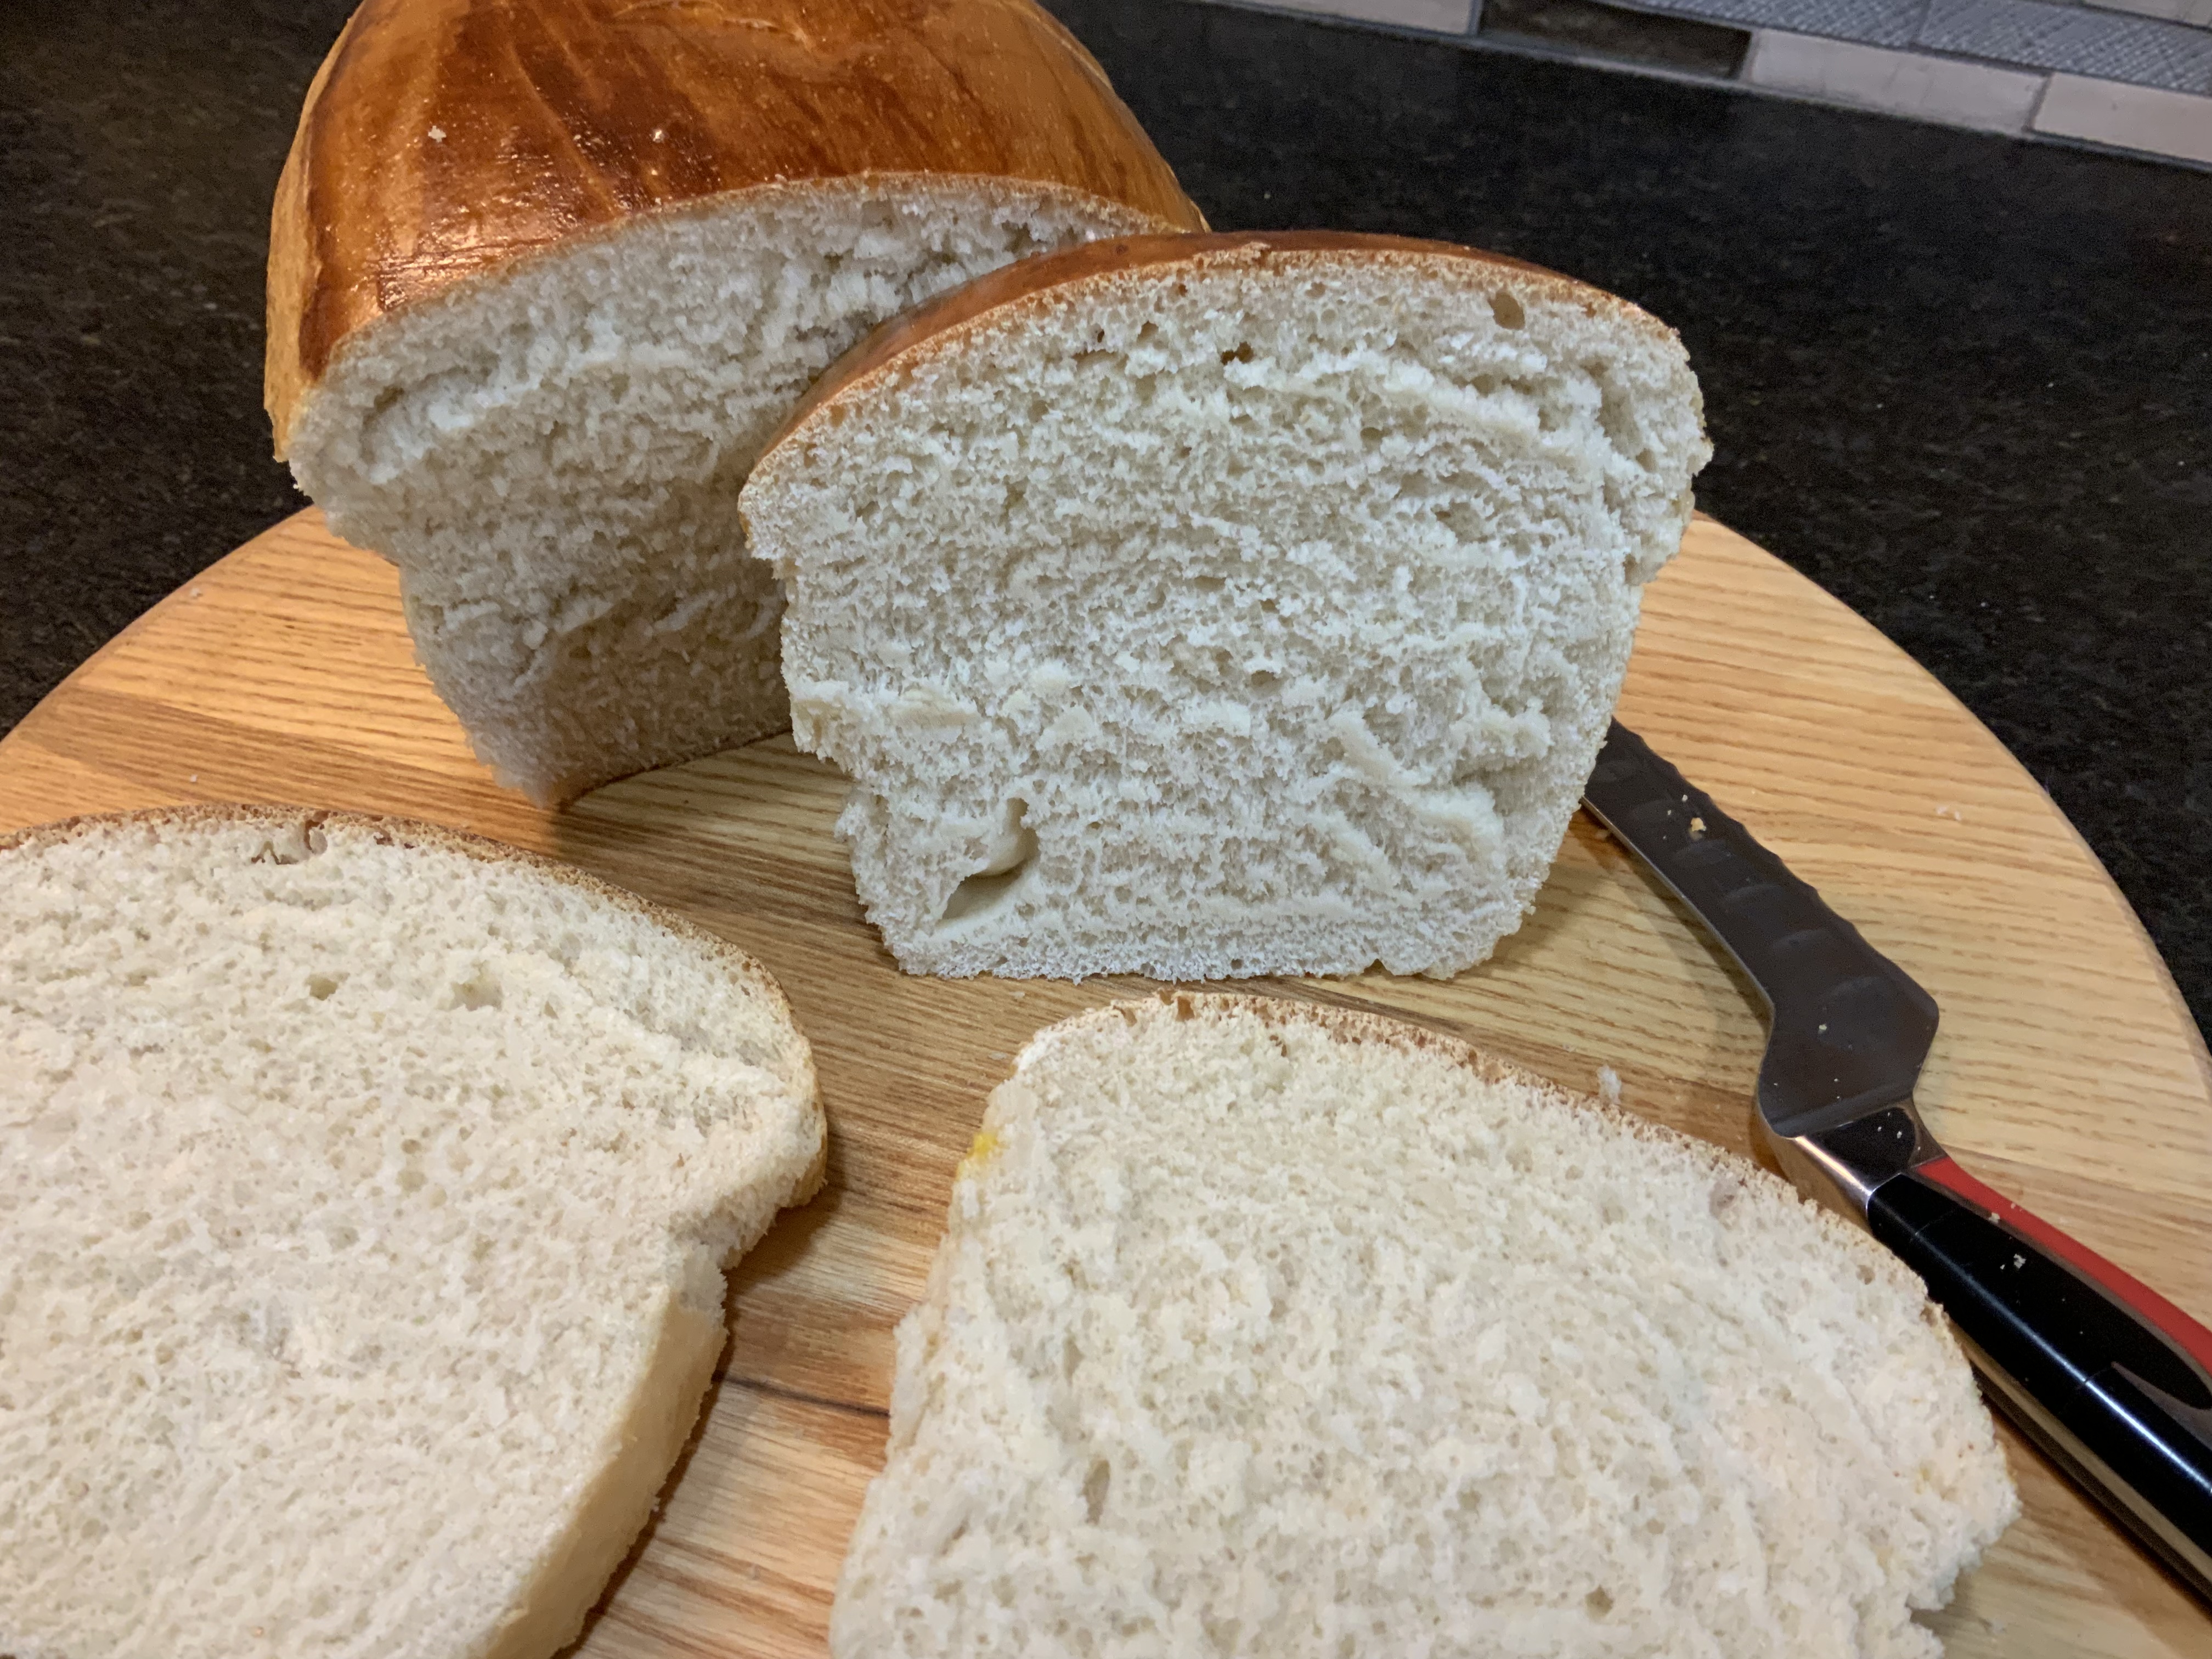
[2027,63,2056,129]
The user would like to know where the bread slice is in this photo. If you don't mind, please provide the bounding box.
[834,996,2016,1659]
[741,232,1711,980]
[268,0,1205,804]
[0,806,825,1659]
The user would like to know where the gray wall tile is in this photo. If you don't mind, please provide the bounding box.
[1612,0,1927,47]
[1618,0,2212,93]
[1919,0,2212,93]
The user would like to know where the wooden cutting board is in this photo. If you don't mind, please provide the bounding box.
[4,509,2208,1657]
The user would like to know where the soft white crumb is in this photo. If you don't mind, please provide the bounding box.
[833,999,2019,1659]
[289,187,1153,804]
[744,250,1707,980]
[0,809,823,1659]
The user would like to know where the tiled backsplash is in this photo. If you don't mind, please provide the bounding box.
[1200,0,2212,165]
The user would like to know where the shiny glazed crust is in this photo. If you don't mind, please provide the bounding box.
[744,229,1682,481]
[264,0,1206,453]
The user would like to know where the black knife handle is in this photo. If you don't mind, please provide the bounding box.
[1582,721,1937,1136]
[1869,1158,2212,1601]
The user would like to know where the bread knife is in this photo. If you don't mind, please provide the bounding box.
[1584,720,2212,1602]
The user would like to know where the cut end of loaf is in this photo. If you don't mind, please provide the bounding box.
[832,994,2017,1659]
[743,235,1712,980]
[264,0,1206,443]
[0,806,825,1659]
[285,178,1177,804]
[263,0,1206,805]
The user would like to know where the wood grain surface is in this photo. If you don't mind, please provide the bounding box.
[3,509,2208,1657]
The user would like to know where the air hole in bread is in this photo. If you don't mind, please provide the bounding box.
[940,802,1037,928]
[1082,1458,1111,1524]
[1490,290,1526,330]
[1585,1587,1615,1618]
[307,973,341,1002]
[1218,342,1254,365]
[251,824,324,866]
[451,966,504,1011]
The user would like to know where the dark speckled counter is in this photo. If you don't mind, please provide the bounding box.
[3,0,2207,1032]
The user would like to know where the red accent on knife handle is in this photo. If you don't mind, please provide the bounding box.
[1916,1154,2212,1378]
[1870,1161,2212,1601]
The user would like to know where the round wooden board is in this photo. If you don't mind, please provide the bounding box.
[5,509,2209,1656]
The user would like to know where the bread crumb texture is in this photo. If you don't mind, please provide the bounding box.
[289,182,1159,803]
[745,243,1711,979]
[834,996,2016,1659]
[0,809,823,1659]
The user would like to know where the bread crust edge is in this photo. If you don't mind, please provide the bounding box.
[1003,990,1969,1339]
[1,802,803,1064]
[741,229,1688,516]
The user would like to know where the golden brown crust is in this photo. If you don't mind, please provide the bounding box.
[0,802,815,1102]
[264,9,358,454]
[746,229,1678,482]
[264,0,1205,453]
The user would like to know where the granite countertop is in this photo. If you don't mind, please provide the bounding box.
[3,0,2207,1034]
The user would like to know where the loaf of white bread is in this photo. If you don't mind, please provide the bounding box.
[835,997,2016,1659]
[267,0,1204,803]
[0,808,825,1659]
[742,232,1710,980]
